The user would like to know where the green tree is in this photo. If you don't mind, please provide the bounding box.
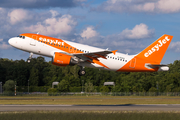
[0,64,6,83]
[57,79,69,92]
[3,80,16,92]
[15,60,29,86]
[29,67,39,86]
[47,88,58,96]
[172,87,180,92]
[166,84,173,92]
[148,87,157,92]
[85,82,94,92]
[100,86,109,92]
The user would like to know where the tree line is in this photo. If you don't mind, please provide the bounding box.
[1,57,180,92]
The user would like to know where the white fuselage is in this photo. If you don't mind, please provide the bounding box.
[9,36,134,71]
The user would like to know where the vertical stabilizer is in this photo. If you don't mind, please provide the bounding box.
[118,34,173,72]
[136,34,173,64]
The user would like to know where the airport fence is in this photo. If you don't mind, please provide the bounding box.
[1,92,180,96]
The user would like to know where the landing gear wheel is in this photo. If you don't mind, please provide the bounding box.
[78,70,86,76]
[27,58,31,63]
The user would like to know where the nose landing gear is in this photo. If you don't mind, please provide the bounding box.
[27,52,33,63]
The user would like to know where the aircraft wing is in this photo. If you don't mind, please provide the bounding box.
[73,50,118,61]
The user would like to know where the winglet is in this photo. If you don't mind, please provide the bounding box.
[112,50,118,55]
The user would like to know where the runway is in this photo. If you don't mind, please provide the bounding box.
[1,104,180,112]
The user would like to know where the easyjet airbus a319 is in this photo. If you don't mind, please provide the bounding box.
[8,33,173,75]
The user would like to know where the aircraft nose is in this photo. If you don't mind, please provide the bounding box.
[8,38,16,46]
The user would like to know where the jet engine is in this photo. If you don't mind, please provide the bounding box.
[52,52,76,66]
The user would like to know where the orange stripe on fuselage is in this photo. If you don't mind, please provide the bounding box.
[21,33,83,54]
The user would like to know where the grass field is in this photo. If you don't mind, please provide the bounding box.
[1,96,180,120]
[0,111,180,120]
[0,96,180,105]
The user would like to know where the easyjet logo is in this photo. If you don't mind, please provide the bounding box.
[39,37,64,46]
[144,36,170,57]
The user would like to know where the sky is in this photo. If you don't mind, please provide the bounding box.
[0,0,180,64]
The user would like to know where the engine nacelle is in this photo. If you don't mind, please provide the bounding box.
[52,52,75,66]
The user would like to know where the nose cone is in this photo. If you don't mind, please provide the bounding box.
[8,38,13,45]
[8,38,16,46]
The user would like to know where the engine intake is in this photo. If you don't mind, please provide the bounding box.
[52,52,76,66]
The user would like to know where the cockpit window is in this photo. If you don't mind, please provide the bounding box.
[17,35,25,39]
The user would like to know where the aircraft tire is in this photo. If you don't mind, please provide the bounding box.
[78,70,86,76]
[27,58,31,63]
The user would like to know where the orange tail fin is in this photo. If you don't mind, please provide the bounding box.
[118,34,173,72]
[136,34,173,64]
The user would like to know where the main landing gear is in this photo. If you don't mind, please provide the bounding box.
[78,66,86,76]
[27,52,33,63]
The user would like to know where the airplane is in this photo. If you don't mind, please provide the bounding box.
[8,33,173,75]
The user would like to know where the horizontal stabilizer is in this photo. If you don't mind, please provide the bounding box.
[146,64,168,68]
[146,64,169,71]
